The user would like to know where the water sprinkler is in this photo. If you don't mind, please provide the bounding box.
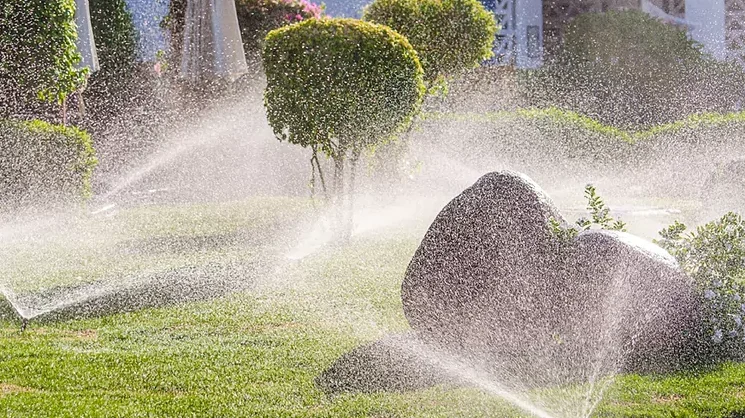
[20,318,27,333]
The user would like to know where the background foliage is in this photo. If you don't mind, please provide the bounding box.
[236,0,323,69]
[0,0,85,113]
[363,0,496,86]
[88,0,138,74]
[521,11,745,129]
[85,0,141,122]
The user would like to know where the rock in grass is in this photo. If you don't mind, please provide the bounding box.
[401,171,701,385]
[316,333,455,394]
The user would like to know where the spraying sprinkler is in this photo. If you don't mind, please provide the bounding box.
[20,317,28,333]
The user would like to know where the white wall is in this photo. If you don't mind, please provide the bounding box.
[514,0,543,68]
[686,0,727,60]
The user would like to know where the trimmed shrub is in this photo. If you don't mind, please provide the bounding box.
[523,10,745,129]
[0,0,85,110]
[363,0,496,85]
[0,119,97,208]
[263,18,424,236]
[263,18,425,159]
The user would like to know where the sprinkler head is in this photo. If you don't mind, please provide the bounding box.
[20,318,27,333]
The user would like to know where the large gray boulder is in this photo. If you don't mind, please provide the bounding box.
[402,171,701,384]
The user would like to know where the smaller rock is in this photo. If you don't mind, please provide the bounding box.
[316,333,455,394]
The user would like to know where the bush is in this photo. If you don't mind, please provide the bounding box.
[263,18,424,159]
[523,11,745,129]
[657,214,745,361]
[0,119,97,208]
[263,18,424,235]
[236,0,323,66]
[0,0,85,110]
[563,185,745,363]
[363,0,496,86]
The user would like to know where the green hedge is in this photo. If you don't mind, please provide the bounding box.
[414,108,745,200]
[0,0,85,108]
[363,0,496,85]
[0,120,97,208]
[263,18,425,158]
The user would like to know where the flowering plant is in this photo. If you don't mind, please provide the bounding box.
[235,0,324,65]
[656,213,745,358]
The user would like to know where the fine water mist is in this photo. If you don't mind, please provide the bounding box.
[3,77,744,418]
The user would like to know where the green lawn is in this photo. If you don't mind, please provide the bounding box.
[0,197,309,295]
[1,199,745,417]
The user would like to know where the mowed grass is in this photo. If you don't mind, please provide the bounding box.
[1,200,745,417]
[0,197,310,293]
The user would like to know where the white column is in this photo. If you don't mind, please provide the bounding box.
[212,0,249,80]
[514,0,543,68]
[75,0,100,72]
[686,0,727,60]
[180,0,248,82]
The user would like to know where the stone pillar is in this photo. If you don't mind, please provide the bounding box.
[686,0,727,60]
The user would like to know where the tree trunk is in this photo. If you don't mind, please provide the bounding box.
[332,154,346,241]
[346,149,361,242]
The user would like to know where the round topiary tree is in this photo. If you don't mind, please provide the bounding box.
[363,0,496,88]
[0,0,85,114]
[263,18,425,235]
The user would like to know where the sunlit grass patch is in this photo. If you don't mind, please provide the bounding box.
[1,200,745,417]
[0,197,310,294]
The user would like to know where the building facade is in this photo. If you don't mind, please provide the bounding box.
[485,0,745,68]
[322,0,745,69]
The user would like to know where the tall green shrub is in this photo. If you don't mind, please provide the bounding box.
[85,0,140,123]
[0,0,85,109]
[263,18,424,234]
[89,0,138,73]
[0,119,97,208]
[363,0,496,86]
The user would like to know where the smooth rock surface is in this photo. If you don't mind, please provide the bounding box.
[401,171,701,383]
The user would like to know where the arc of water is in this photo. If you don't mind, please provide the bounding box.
[382,338,558,418]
